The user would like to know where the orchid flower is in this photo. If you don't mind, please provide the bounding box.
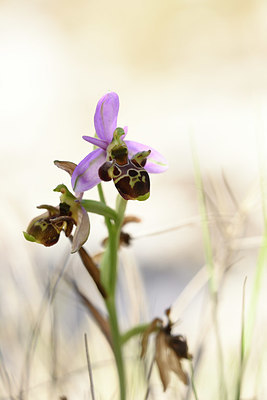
[23,184,90,253]
[71,92,168,199]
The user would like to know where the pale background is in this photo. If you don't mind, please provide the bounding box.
[1,0,267,399]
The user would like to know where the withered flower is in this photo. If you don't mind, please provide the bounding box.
[23,184,90,253]
[141,309,192,391]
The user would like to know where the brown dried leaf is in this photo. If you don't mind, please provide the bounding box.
[155,330,170,391]
[92,251,103,264]
[122,215,142,227]
[141,318,162,358]
[168,347,189,385]
[102,231,132,248]
[68,238,107,298]
[67,278,112,348]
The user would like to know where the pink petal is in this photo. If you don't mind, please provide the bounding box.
[71,148,106,192]
[94,92,119,142]
[82,135,109,150]
[125,140,168,173]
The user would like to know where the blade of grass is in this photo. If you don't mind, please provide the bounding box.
[19,252,70,399]
[84,333,96,400]
[190,360,200,400]
[191,135,228,400]
[243,117,267,360]
[235,277,247,400]
[191,139,216,295]
[0,348,15,400]
[144,354,155,400]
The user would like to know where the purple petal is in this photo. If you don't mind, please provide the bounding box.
[125,140,168,173]
[94,92,119,142]
[71,148,106,192]
[82,135,109,150]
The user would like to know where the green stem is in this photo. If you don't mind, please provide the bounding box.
[98,187,128,400]
[107,196,127,295]
[106,296,126,400]
[97,183,112,231]
[106,222,119,295]
[116,195,128,226]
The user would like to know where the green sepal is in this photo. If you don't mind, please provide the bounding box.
[53,184,81,224]
[53,184,76,203]
[107,127,128,163]
[81,199,118,222]
[112,127,125,141]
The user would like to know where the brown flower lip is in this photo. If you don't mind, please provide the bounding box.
[24,204,74,247]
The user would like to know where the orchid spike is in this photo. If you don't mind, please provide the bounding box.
[71,92,168,197]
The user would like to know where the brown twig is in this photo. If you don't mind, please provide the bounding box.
[66,277,112,348]
[69,237,107,298]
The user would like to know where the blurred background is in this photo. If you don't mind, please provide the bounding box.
[1,0,267,399]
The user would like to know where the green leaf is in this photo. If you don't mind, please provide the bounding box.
[81,199,118,222]
[121,323,150,345]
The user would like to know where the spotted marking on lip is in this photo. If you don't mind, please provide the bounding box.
[112,160,150,200]
[99,148,151,201]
